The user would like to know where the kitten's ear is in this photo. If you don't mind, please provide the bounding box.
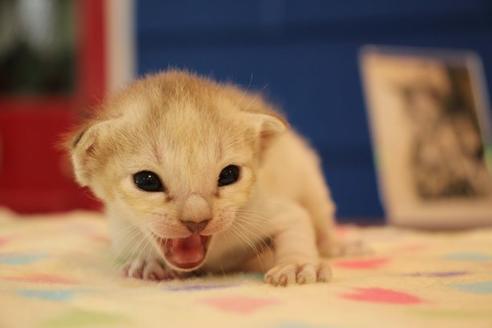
[248,112,287,138]
[244,112,288,152]
[66,120,110,187]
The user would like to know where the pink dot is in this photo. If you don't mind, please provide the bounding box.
[200,296,280,314]
[1,273,78,284]
[332,258,389,269]
[0,236,11,248]
[89,233,111,244]
[341,288,423,304]
[335,225,351,237]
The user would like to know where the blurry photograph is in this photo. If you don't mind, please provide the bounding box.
[362,47,492,228]
[1,1,492,327]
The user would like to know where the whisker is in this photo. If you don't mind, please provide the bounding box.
[228,223,268,270]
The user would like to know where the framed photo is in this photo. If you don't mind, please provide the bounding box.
[360,46,492,228]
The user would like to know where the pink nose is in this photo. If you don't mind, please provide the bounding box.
[181,219,210,233]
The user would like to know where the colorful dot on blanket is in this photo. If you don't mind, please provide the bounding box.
[274,321,337,328]
[0,236,11,248]
[17,289,74,301]
[335,225,350,237]
[444,252,492,262]
[332,258,389,269]
[41,309,127,328]
[200,296,280,314]
[163,283,238,292]
[1,273,78,284]
[450,281,492,294]
[273,321,340,328]
[0,253,46,265]
[88,233,111,244]
[341,288,423,304]
[404,271,469,277]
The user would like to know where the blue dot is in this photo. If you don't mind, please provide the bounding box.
[451,281,492,294]
[444,252,492,262]
[17,289,74,301]
[0,253,46,265]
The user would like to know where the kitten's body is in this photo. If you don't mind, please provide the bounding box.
[68,71,336,286]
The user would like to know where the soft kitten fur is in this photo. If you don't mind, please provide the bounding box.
[66,70,337,286]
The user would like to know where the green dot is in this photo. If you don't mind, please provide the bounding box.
[42,309,128,328]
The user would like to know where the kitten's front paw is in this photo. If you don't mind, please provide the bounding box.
[122,258,175,281]
[265,261,331,287]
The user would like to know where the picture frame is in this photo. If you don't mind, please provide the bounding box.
[360,46,492,228]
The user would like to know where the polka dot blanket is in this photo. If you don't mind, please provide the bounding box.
[1,209,491,328]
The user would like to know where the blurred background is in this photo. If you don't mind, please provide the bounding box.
[1,0,492,224]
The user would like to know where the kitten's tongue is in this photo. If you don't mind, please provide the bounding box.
[164,235,207,269]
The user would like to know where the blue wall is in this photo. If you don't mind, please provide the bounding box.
[136,0,492,223]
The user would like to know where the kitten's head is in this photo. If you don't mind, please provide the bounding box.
[66,71,286,271]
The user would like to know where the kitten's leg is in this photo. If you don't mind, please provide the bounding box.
[122,257,176,281]
[118,243,177,281]
[301,172,370,258]
[299,155,338,257]
[264,201,331,286]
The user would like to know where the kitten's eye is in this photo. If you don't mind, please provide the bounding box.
[133,171,165,192]
[218,165,240,187]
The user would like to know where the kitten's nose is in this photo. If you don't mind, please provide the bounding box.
[181,219,210,234]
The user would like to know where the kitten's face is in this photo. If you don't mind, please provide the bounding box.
[111,104,257,271]
[69,73,284,271]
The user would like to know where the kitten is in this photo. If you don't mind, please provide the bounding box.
[66,70,337,286]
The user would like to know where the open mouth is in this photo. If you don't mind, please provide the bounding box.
[154,234,211,270]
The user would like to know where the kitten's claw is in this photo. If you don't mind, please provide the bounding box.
[265,261,331,286]
[122,258,175,281]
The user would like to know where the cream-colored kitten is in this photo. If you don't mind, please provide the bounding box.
[67,71,337,286]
